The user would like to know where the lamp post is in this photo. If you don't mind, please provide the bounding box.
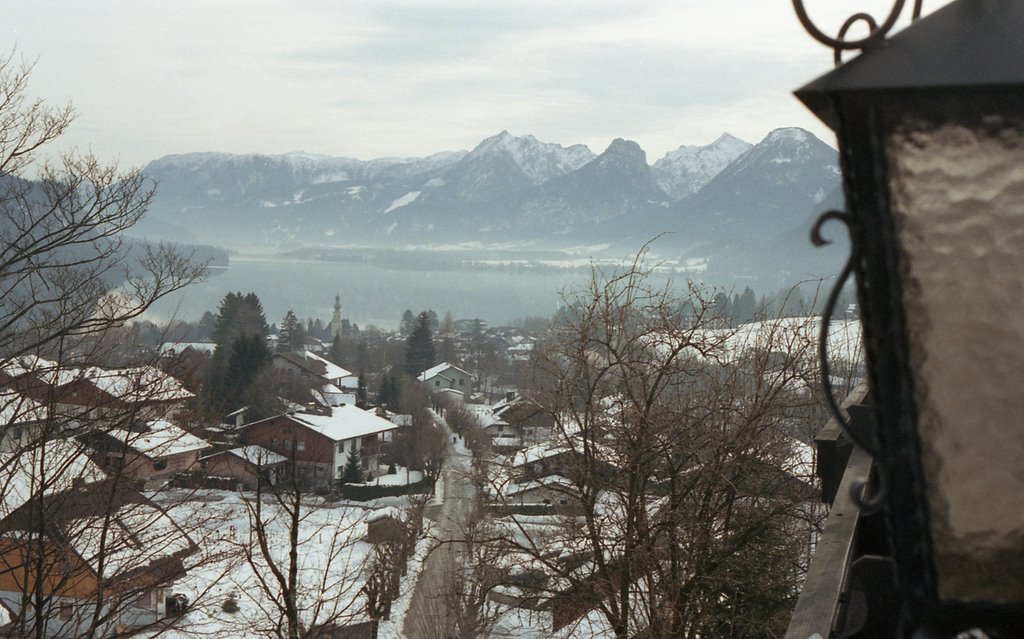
[794,0,1024,635]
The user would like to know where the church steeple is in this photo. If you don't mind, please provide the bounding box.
[331,293,343,339]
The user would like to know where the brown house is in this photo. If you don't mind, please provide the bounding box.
[0,441,196,636]
[1,357,194,427]
[89,419,209,482]
[199,445,288,490]
[243,405,399,486]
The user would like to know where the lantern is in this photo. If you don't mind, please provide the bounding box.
[795,0,1024,633]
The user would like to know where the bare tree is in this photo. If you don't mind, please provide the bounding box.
[0,51,214,638]
[231,458,366,639]
[486,255,832,638]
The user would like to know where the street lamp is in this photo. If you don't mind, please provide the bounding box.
[794,0,1024,635]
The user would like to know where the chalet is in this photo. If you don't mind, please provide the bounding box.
[469,392,551,450]
[91,420,208,482]
[465,404,518,450]
[417,362,473,395]
[274,351,358,406]
[273,350,351,387]
[242,405,399,486]
[199,445,287,491]
[0,390,48,453]
[0,440,196,637]
[0,357,193,426]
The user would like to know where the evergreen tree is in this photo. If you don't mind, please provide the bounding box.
[342,447,363,484]
[328,333,345,366]
[426,309,439,333]
[205,292,271,414]
[378,373,401,408]
[736,287,758,324]
[403,311,436,376]
[399,309,415,337]
[279,309,301,352]
[357,370,368,407]
[220,334,272,412]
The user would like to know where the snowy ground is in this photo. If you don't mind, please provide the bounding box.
[144,486,431,638]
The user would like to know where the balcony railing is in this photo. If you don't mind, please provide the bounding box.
[786,383,900,639]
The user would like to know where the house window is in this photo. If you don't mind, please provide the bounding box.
[459,378,464,386]
[435,380,440,387]
[272,439,279,449]
[297,441,305,452]
[316,464,325,476]
[337,443,344,454]
[153,459,168,471]
[59,603,73,620]
[351,440,357,452]
[284,440,292,451]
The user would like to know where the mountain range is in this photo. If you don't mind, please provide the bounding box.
[139,128,847,279]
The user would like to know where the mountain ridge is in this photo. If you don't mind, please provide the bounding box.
[140,128,843,278]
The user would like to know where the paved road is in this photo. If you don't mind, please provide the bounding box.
[402,411,477,639]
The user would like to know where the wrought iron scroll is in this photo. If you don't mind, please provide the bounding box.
[793,0,924,65]
[811,210,886,513]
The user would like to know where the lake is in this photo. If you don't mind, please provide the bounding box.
[143,254,598,330]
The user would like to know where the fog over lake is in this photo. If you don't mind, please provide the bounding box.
[143,254,598,330]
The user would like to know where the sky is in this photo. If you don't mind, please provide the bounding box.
[4,1,945,168]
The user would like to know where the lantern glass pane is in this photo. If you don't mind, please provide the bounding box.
[887,113,1024,603]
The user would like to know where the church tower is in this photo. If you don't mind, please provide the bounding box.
[331,293,343,339]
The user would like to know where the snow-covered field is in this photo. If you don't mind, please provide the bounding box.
[145,486,430,638]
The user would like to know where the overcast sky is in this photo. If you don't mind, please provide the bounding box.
[4,1,941,168]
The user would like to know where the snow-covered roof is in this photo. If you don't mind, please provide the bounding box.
[1,355,79,387]
[159,342,216,356]
[0,438,107,519]
[465,404,505,429]
[70,500,194,578]
[417,362,472,382]
[0,390,47,424]
[107,420,208,459]
[366,506,403,524]
[202,445,287,467]
[277,350,351,382]
[83,366,194,403]
[290,404,398,443]
[320,383,356,407]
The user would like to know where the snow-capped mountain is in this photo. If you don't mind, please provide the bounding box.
[514,138,666,237]
[670,127,841,246]
[140,127,843,276]
[652,133,752,199]
[468,130,594,186]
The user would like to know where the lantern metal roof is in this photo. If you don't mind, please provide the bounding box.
[795,0,1024,130]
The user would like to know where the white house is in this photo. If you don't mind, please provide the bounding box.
[417,362,473,396]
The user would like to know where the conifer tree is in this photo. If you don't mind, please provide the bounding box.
[342,447,363,484]
[404,311,437,376]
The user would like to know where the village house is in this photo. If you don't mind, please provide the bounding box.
[0,439,196,637]
[0,390,49,453]
[242,404,399,487]
[417,362,473,395]
[272,350,358,406]
[199,445,288,491]
[0,357,194,427]
[88,419,209,483]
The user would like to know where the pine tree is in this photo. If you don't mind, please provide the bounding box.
[399,309,415,337]
[357,370,368,407]
[279,309,301,352]
[328,333,345,366]
[403,311,436,376]
[220,334,272,412]
[342,447,363,484]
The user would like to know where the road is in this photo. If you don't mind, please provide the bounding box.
[402,411,477,639]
